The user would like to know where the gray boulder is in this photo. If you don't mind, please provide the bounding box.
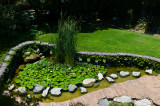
[98,72,104,81]
[8,51,16,55]
[18,87,27,94]
[4,55,11,61]
[120,71,130,77]
[132,71,141,77]
[68,84,77,92]
[24,53,40,63]
[110,74,118,79]
[106,77,115,83]
[8,84,15,91]
[82,78,96,87]
[42,87,50,97]
[50,88,62,96]
[113,95,132,103]
[99,98,110,106]
[27,94,32,98]
[145,69,152,75]
[33,84,45,94]
[134,98,152,106]
[80,87,87,94]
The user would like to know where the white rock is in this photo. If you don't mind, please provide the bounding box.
[113,95,132,103]
[68,84,77,92]
[8,84,15,91]
[110,74,118,79]
[42,87,50,97]
[41,56,45,59]
[2,90,10,96]
[33,84,45,94]
[134,98,152,106]
[145,69,152,75]
[82,78,96,87]
[106,77,115,83]
[120,71,130,77]
[50,88,62,96]
[80,87,87,94]
[18,87,27,94]
[14,89,19,93]
[27,94,32,98]
[99,98,110,106]
[98,72,104,80]
[132,71,141,77]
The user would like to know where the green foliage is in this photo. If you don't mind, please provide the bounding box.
[16,58,107,90]
[77,54,160,73]
[137,18,148,30]
[55,17,79,65]
[109,102,132,106]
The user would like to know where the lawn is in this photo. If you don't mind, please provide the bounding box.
[1,28,160,63]
[35,28,160,58]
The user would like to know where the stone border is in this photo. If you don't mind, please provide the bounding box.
[1,40,160,83]
[76,51,160,63]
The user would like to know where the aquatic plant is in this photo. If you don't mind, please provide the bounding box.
[16,58,107,90]
[55,17,79,65]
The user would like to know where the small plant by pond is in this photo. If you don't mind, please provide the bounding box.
[16,58,107,90]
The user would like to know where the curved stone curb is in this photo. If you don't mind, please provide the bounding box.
[39,75,160,106]
[1,40,160,82]
[76,51,160,63]
[0,41,55,79]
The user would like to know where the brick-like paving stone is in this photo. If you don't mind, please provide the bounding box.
[39,75,160,106]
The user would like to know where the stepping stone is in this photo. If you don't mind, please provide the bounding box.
[99,98,110,106]
[132,71,141,77]
[113,95,132,103]
[50,88,62,96]
[98,72,104,81]
[15,87,27,94]
[134,98,152,106]
[33,84,45,94]
[110,74,118,79]
[68,84,77,92]
[82,78,96,87]
[145,69,152,75]
[120,71,130,77]
[42,87,50,97]
[106,77,115,83]
[27,94,32,98]
[8,84,15,91]
[80,87,87,94]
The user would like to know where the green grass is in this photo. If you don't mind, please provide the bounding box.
[35,28,160,58]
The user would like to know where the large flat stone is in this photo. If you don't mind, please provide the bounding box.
[82,78,96,87]
[50,88,62,96]
[120,71,130,77]
[33,84,45,94]
[134,98,152,106]
[113,95,132,103]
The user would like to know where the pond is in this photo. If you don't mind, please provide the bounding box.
[11,57,148,103]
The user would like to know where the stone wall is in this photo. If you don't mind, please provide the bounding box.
[1,41,160,85]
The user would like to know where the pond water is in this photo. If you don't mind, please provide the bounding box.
[11,63,147,103]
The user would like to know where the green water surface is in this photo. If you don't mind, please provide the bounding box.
[12,65,148,103]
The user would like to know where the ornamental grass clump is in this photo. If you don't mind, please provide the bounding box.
[55,17,79,65]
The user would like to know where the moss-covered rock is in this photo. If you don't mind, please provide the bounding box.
[24,53,40,63]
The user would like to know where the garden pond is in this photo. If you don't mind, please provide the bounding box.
[10,57,150,103]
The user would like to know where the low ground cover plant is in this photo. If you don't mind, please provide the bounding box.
[16,58,107,90]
